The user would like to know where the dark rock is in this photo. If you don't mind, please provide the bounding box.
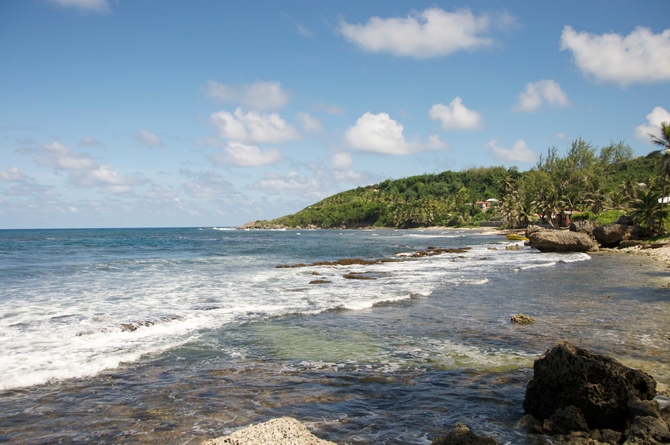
[549,406,589,434]
[593,224,632,247]
[515,414,540,433]
[523,341,657,430]
[308,280,331,284]
[631,226,653,240]
[628,392,662,419]
[616,215,634,226]
[528,230,598,252]
[623,416,670,444]
[619,240,643,248]
[431,423,499,445]
[601,429,624,445]
[570,220,595,235]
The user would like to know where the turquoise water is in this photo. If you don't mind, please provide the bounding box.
[0,228,668,444]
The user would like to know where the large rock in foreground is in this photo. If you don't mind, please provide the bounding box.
[523,341,657,431]
[593,223,632,247]
[528,230,598,252]
[201,417,336,445]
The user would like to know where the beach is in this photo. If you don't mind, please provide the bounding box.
[0,228,668,444]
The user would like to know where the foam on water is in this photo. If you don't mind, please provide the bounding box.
[0,229,592,391]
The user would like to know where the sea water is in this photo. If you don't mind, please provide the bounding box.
[0,228,668,444]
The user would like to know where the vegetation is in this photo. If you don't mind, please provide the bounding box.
[251,135,670,233]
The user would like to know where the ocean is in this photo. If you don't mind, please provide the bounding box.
[0,228,668,444]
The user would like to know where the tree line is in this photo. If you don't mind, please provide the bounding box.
[259,126,670,233]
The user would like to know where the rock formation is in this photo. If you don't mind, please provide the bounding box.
[528,230,598,252]
[511,314,536,325]
[521,341,669,444]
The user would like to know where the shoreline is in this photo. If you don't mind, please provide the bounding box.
[592,244,670,269]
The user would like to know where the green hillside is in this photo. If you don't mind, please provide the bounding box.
[245,139,664,230]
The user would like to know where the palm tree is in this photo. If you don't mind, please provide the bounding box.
[630,188,667,232]
[649,121,670,233]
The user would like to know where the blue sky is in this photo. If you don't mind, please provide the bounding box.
[1,0,669,228]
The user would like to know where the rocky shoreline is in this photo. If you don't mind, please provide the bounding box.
[202,342,670,445]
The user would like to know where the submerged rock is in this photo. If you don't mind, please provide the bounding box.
[523,341,657,431]
[431,423,499,445]
[528,230,598,252]
[511,314,536,325]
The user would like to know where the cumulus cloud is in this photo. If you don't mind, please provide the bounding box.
[296,112,322,133]
[429,97,482,130]
[514,80,569,112]
[331,153,353,170]
[134,130,163,148]
[344,112,447,155]
[210,108,300,144]
[250,172,321,196]
[560,26,670,86]
[634,106,670,141]
[203,80,290,110]
[210,142,283,167]
[180,169,235,199]
[313,101,346,116]
[0,167,28,182]
[31,142,147,195]
[485,139,538,163]
[47,0,110,12]
[339,7,515,58]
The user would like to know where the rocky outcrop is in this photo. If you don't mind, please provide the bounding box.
[201,417,336,445]
[523,341,659,435]
[431,423,499,445]
[528,230,598,252]
[511,314,536,325]
[593,224,633,247]
[570,220,595,235]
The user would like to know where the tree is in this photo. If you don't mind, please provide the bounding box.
[649,121,670,233]
[630,188,666,232]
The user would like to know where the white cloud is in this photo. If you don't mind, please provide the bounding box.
[47,0,110,13]
[635,106,670,141]
[203,81,290,110]
[345,112,447,155]
[515,80,569,112]
[313,102,346,115]
[296,112,322,133]
[134,130,163,148]
[210,108,300,144]
[0,167,27,182]
[560,26,670,86]
[429,97,482,130]
[79,136,103,148]
[210,142,283,167]
[34,142,97,170]
[250,172,320,195]
[339,7,514,58]
[180,169,234,199]
[485,139,538,163]
[31,142,146,194]
[331,153,353,169]
[345,112,415,155]
[426,135,450,150]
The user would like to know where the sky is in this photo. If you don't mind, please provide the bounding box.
[1,0,669,229]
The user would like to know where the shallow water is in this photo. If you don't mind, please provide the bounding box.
[0,228,668,444]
